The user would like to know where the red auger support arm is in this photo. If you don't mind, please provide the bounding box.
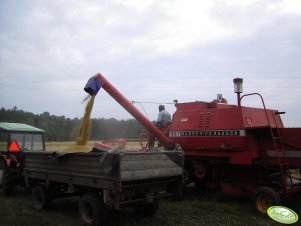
[84,73,175,150]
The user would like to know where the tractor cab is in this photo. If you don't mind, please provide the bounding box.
[0,122,45,153]
[0,123,45,194]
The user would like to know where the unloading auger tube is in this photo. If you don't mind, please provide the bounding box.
[84,73,175,150]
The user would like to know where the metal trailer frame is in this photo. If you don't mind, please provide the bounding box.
[22,149,183,223]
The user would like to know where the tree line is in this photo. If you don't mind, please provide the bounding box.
[0,107,146,141]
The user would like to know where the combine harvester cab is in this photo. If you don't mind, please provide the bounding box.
[169,78,301,214]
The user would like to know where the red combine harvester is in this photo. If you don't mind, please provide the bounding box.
[169,78,301,214]
[85,73,301,214]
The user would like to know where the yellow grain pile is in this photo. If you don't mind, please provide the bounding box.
[76,95,95,145]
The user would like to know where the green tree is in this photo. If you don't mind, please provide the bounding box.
[0,107,146,142]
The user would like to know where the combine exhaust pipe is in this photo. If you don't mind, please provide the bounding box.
[84,73,175,150]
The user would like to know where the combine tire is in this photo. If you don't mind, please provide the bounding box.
[79,192,108,226]
[135,200,159,218]
[0,158,13,196]
[252,186,281,215]
[32,185,52,210]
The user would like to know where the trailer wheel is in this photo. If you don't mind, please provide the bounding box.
[252,186,281,215]
[0,158,13,196]
[135,199,159,218]
[31,185,51,210]
[79,192,108,226]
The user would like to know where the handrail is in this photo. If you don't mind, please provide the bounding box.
[240,93,272,127]
[241,93,292,193]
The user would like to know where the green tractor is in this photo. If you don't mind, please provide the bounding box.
[0,122,45,195]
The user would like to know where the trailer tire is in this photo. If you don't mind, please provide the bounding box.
[135,199,159,218]
[79,192,108,226]
[252,186,281,215]
[31,185,52,210]
[0,158,13,196]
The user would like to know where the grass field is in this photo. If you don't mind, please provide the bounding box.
[0,142,300,226]
[1,186,299,226]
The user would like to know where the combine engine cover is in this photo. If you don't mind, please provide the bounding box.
[169,98,300,168]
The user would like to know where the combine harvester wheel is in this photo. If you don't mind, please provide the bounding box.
[252,186,281,215]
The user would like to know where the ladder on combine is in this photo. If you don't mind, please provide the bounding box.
[240,92,295,194]
[268,117,294,194]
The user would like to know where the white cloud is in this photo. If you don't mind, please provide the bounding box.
[121,0,231,55]
[69,2,102,18]
[267,0,301,14]
[114,0,155,12]
[104,0,301,56]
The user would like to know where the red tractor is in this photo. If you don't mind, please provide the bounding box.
[85,73,301,215]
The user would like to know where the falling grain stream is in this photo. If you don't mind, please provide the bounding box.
[76,95,95,145]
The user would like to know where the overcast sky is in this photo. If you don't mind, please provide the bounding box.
[0,0,301,127]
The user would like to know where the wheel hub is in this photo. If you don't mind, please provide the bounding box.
[257,195,272,213]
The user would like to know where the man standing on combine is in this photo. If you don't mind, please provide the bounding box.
[148,105,172,148]
[156,105,172,128]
